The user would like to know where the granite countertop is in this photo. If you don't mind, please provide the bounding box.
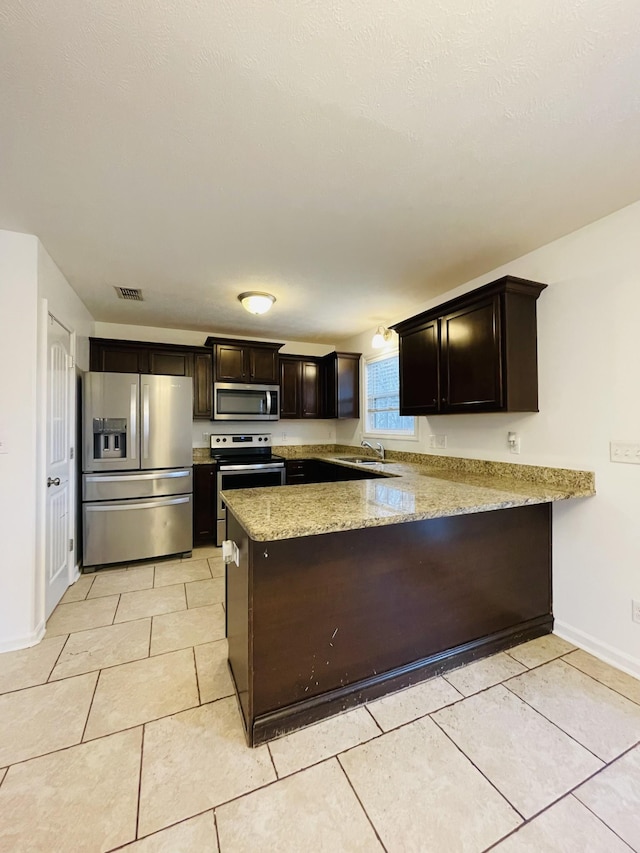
[219,449,595,542]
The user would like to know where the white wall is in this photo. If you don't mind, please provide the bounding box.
[0,232,95,651]
[95,322,338,446]
[0,231,40,650]
[38,244,94,371]
[337,200,640,676]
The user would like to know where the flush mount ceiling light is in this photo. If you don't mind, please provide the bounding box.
[371,326,392,348]
[238,291,276,315]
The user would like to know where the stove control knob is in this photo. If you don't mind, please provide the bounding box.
[215,437,221,443]
[223,437,227,442]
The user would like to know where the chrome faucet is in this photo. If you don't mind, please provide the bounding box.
[361,439,385,461]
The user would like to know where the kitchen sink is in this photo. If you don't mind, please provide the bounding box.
[336,456,393,465]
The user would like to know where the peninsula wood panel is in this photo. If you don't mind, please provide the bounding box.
[226,503,552,742]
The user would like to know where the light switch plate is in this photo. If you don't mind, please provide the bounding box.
[610,441,640,465]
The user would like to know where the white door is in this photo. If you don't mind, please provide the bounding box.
[45,315,73,618]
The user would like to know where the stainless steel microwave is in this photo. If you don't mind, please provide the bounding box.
[213,383,280,421]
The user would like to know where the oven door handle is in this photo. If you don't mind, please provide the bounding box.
[218,463,285,473]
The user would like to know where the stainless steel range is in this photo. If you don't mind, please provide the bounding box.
[211,433,285,545]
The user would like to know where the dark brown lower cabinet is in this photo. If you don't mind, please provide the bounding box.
[226,502,552,746]
[193,464,216,544]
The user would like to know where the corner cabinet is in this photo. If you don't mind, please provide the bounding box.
[391,276,547,415]
[205,338,283,384]
[89,338,213,419]
[323,352,361,419]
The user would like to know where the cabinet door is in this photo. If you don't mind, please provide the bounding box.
[91,342,147,374]
[301,361,321,418]
[148,349,193,377]
[249,347,279,383]
[280,358,301,419]
[336,354,360,419]
[285,459,306,484]
[441,296,503,411]
[398,321,439,415]
[193,352,213,419]
[216,344,246,381]
[193,464,216,543]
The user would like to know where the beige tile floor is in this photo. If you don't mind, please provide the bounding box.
[0,546,639,851]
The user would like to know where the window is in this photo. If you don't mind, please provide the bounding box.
[364,351,415,437]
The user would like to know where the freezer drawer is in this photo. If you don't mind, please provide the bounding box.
[83,468,192,501]
[83,494,193,567]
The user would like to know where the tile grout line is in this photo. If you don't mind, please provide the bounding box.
[335,754,389,853]
[104,809,215,852]
[363,703,384,734]
[134,724,146,840]
[480,743,640,853]
[428,712,526,824]
[561,655,640,709]
[500,678,615,765]
[567,792,637,852]
[45,633,71,683]
[213,809,222,852]
[192,646,202,706]
[80,670,101,743]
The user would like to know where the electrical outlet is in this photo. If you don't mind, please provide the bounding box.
[610,442,640,465]
[281,432,287,442]
[201,432,210,442]
[633,600,640,624]
[429,434,447,449]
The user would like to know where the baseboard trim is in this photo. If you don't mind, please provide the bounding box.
[554,620,640,679]
[251,615,553,746]
[0,620,46,654]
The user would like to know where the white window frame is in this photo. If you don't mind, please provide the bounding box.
[362,350,417,440]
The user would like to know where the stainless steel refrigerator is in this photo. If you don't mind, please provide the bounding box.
[82,372,193,568]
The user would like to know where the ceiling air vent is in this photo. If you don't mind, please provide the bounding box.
[115,287,143,301]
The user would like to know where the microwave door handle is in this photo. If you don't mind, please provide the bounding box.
[265,391,271,414]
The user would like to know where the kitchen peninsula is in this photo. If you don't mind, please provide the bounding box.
[222,451,594,746]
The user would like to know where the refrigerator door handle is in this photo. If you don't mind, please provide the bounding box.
[84,470,190,483]
[85,496,190,512]
[142,383,150,460]
[130,383,138,460]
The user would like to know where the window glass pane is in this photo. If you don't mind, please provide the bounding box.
[365,354,415,435]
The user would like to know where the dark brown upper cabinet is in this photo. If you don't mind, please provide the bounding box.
[89,338,213,419]
[205,338,283,384]
[391,276,547,415]
[279,356,322,419]
[323,351,361,419]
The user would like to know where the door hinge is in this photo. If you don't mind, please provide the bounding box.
[69,538,74,552]
[66,354,75,370]
[70,446,74,460]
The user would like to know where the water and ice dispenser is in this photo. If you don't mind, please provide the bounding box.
[92,418,127,460]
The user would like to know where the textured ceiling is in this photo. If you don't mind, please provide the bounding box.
[1,0,640,342]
